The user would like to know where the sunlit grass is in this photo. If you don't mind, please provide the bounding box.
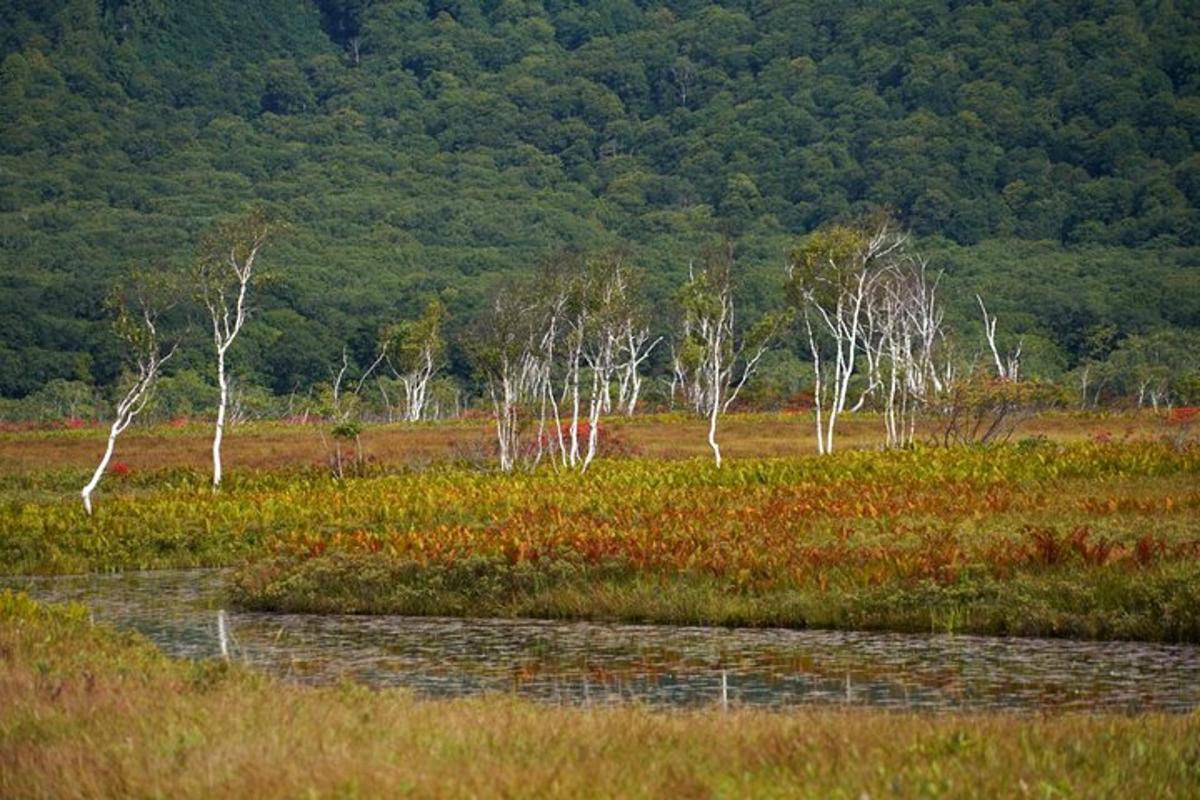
[2,591,1197,799]
[3,437,1197,640]
[0,410,1177,475]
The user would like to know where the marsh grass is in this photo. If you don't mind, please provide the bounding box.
[0,411,1174,475]
[232,553,1200,642]
[2,437,1197,640]
[2,591,1198,799]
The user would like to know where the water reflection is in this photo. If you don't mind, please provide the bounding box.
[6,569,1198,712]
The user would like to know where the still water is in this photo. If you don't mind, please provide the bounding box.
[6,569,1197,712]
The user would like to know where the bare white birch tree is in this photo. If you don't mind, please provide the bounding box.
[196,208,271,491]
[320,345,387,479]
[673,245,787,467]
[615,320,661,416]
[81,273,179,515]
[871,256,951,448]
[977,294,1022,381]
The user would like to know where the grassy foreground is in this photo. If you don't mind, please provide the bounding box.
[2,591,1198,799]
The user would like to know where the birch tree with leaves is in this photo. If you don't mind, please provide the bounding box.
[786,219,906,454]
[471,285,543,472]
[196,208,271,490]
[520,251,649,471]
[545,253,640,470]
[81,271,179,515]
[473,252,657,472]
[383,298,447,422]
[574,254,638,470]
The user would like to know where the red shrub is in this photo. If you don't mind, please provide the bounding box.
[1168,407,1198,423]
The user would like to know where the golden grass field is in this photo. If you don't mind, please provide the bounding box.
[0,410,1168,475]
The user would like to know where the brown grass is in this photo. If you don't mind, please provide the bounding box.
[2,592,1198,799]
[0,411,1167,475]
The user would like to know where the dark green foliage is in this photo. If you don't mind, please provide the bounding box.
[1,0,1198,400]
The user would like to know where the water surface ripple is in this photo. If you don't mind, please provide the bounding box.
[6,569,1197,712]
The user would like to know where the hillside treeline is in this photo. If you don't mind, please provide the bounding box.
[1,0,1198,402]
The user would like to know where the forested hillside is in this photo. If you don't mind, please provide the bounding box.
[1,0,1198,406]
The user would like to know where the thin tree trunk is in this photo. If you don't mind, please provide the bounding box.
[212,347,227,490]
[81,425,119,515]
[708,330,723,467]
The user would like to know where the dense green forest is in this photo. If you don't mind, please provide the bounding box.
[1,0,1198,411]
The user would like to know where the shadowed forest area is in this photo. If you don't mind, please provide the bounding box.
[2,0,1199,415]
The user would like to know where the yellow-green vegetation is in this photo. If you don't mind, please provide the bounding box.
[1,591,1197,799]
[3,439,1198,641]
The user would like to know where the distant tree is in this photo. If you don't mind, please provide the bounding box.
[382,298,447,423]
[261,59,314,114]
[81,270,179,515]
[196,208,272,491]
[673,243,786,467]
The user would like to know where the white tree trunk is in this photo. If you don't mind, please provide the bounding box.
[707,368,723,468]
[81,425,119,515]
[81,320,175,514]
[212,347,228,490]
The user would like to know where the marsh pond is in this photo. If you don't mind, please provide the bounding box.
[6,569,1197,714]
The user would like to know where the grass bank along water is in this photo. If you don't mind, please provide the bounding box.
[2,591,1199,799]
[10,569,1199,713]
[229,441,1200,641]
[5,437,1194,640]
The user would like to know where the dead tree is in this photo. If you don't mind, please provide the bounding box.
[615,320,661,416]
[977,294,1021,382]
